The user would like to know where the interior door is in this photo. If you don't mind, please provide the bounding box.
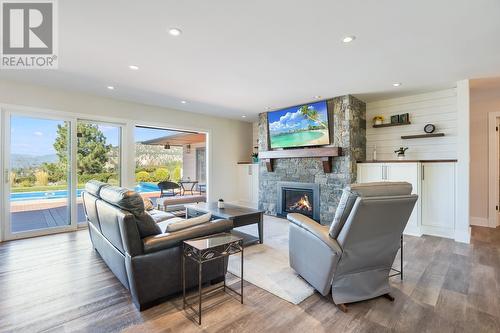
[3,112,76,240]
[497,117,500,226]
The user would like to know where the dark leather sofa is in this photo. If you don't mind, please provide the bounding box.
[82,181,233,310]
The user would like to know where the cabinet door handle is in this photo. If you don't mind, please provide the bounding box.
[422,165,425,180]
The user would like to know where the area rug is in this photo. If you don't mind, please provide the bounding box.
[227,215,315,304]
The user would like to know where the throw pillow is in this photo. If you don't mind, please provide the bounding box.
[135,212,162,238]
[166,212,212,232]
[143,197,154,211]
[329,188,358,239]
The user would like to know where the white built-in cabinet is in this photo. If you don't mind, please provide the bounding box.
[420,163,456,238]
[234,164,259,209]
[357,162,456,239]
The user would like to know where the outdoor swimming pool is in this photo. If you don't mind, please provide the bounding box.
[10,182,160,202]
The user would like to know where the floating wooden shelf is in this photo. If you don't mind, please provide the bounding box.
[258,147,342,173]
[401,133,445,139]
[373,122,411,128]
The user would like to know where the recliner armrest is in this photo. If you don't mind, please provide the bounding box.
[287,213,342,254]
[142,219,233,253]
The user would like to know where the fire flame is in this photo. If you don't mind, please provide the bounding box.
[289,194,312,212]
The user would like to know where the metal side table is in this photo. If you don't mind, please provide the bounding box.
[182,233,244,325]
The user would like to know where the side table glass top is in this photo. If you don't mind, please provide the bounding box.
[184,233,242,251]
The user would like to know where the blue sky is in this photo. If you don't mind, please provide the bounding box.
[10,116,177,156]
[268,100,328,134]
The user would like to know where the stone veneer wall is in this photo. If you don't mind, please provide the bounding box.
[258,95,366,225]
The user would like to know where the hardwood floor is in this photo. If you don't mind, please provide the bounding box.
[0,226,499,332]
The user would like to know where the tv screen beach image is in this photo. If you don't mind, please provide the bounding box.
[267,100,330,149]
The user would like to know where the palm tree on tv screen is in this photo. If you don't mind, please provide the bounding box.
[299,105,327,129]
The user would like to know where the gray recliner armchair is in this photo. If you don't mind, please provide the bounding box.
[288,182,417,311]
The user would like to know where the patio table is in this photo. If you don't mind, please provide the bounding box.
[178,180,198,195]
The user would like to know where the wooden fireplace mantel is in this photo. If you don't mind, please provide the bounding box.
[258,147,342,173]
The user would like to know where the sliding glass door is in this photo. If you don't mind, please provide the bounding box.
[4,113,74,238]
[76,120,122,224]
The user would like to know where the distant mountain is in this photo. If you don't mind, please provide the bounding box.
[10,154,58,169]
[135,144,182,167]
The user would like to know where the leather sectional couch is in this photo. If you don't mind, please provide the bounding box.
[82,180,233,310]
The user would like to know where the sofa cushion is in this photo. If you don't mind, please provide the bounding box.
[329,188,358,239]
[85,180,109,198]
[99,186,145,216]
[135,212,162,238]
[166,213,212,232]
[147,209,176,223]
[157,217,185,233]
[350,182,412,197]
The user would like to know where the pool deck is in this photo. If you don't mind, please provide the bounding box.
[11,204,87,233]
[9,191,192,233]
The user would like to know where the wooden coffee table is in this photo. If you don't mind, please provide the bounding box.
[185,202,264,245]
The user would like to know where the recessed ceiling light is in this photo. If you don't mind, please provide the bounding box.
[169,28,182,36]
[107,86,115,90]
[241,115,247,118]
[128,65,139,70]
[342,36,356,43]
[392,82,402,87]
[313,95,321,99]
[180,100,187,104]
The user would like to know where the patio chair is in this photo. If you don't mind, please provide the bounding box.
[158,181,180,197]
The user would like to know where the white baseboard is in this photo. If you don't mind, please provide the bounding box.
[454,227,471,244]
[470,216,489,227]
[420,225,455,240]
[403,226,422,237]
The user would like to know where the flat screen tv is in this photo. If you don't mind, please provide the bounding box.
[267,100,330,149]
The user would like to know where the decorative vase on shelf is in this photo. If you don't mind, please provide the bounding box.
[373,116,384,126]
[251,153,259,163]
[217,199,225,209]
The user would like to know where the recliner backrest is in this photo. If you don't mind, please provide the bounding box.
[83,182,144,256]
[335,193,417,275]
[82,180,110,232]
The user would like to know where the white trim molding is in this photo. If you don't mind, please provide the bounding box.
[455,80,471,243]
[470,216,489,227]
[487,111,500,228]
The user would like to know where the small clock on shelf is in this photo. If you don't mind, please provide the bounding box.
[424,124,435,134]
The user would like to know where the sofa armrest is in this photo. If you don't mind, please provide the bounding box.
[142,219,233,254]
[287,213,342,255]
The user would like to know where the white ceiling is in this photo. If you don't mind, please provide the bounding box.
[1,0,500,121]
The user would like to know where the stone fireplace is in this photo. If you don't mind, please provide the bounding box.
[258,95,366,226]
[277,182,320,221]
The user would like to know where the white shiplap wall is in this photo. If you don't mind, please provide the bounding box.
[366,89,458,160]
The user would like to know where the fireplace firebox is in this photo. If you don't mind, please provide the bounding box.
[277,182,320,222]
